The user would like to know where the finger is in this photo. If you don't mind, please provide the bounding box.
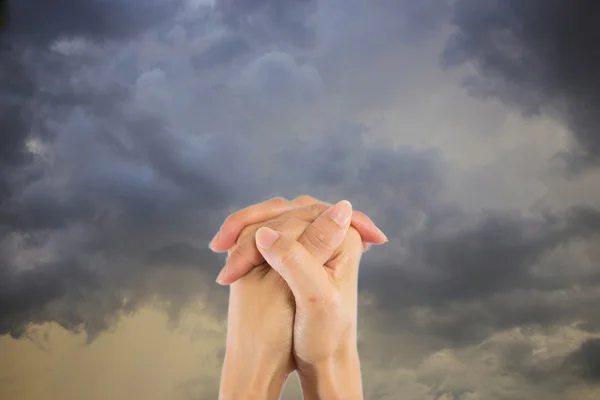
[211,196,319,252]
[215,204,387,285]
[292,197,385,250]
[296,200,354,266]
[217,234,266,285]
[292,195,325,206]
[293,198,380,250]
[211,201,387,252]
[208,197,292,252]
[255,227,332,305]
[220,201,353,285]
[325,226,364,281]
[290,199,387,244]
[217,219,307,285]
[229,203,331,247]
[216,204,357,284]
[350,211,388,244]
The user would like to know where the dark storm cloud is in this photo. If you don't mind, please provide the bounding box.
[0,259,100,337]
[566,338,600,382]
[419,205,600,302]
[0,49,47,221]
[1,9,600,400]
[360,205,600,345]
[1,1,600,399]
[214,0,316,46]
[0,29,450,338]
[0,3,229,336]
[0,107,229,337]
[190,35,250,70]
[443,0,600,172]
[0,54,35,167]
[3,0,182,45]
[0,0,183,212]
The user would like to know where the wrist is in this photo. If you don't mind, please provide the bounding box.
[298,345,363,400]
[219,348,292,400]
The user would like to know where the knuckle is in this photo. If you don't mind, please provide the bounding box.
[268,197,290,207]
[307,202,329,214]
[221,213,238,230]
[310,201,328,210]
[304,224,335,251]
[293,195,311,203]
[265,219,291,235]
[279,203,325,223]
[293,195,318,205]
[222,212,248,233]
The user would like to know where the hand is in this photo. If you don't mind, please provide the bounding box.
[217,196,383,399]
[219,211,354,400]
[218,236,295,400]
[210,196,387,285]
[254,200,366,399]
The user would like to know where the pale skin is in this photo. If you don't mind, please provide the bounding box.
[211,196,388,284]
[213,196,387,399]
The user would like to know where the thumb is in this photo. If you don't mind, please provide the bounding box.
[255,226,332,304]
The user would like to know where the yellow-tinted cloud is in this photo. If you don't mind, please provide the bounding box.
[0,302,226,400]
[0,300,308,400]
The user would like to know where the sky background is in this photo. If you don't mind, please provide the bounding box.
[1,0,600,399]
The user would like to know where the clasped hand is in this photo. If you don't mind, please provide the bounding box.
[211,196,387,400]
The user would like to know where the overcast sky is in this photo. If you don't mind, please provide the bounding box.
[1,1,600,399]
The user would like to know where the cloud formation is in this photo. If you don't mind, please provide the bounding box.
[1,0,600,399]
[444,0,600,173]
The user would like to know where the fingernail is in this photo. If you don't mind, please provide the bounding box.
[209,229,221,250]
[328,200,352,227]
[216,267,227,284]
[377,227,389,242]
[256,227,279,249]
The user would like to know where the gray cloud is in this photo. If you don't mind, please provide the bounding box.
[4,0,182,46]
[444,0,600,173]
[190,34,250,70]
[566,338,600,383]
[214,0,317,47]
[2,1,600,398]
[360,205,600,346]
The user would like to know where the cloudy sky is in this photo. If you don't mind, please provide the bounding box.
[1,0,600,399]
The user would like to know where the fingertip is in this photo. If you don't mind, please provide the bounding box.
[208,240,223,252]
[209,229,223,249]
[327,200,353,227]
[255,226,280,250]
[365,236,388,245]
[374,230,388,243]
[350,212,388,244]
[216,262,245,285]
[209,242,230,253]
[215,267,227,285]
[218,277,233,286]
[209,229,238,252]
[217,260,243,285]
